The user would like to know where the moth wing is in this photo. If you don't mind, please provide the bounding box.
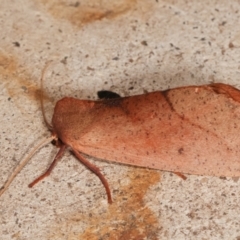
[73,85,240,177]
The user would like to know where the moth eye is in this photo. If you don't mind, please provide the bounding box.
[51,138,62,147]
[51,139,57,146]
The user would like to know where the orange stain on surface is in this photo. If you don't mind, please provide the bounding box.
[38,0,146,26]
[49,168,161,240]
[0,51,50,103]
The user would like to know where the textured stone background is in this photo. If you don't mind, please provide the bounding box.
[1,0,240,239]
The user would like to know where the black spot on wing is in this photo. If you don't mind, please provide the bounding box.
[97,90,121,99]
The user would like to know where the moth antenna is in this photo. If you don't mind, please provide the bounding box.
[41,61,54,131]
[0,135,56,197]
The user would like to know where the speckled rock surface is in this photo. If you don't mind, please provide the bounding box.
[1,0,240,239]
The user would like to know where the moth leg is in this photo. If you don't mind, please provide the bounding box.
[28,145,67,187]
[174,172,187,180]
[72,148,112,204]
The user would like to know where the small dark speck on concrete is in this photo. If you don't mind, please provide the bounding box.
[61,56,68,64]
[141,40,148,46]
[13,42,20,47]
[219,176,227,180]
[128,86,134,90]
[112,57,119,60]
[170,43,180,50]
[229,42,234,48]
[69,1,80,7]
[8,97,11,101]
[21,86,28,92]
[87,66,95,71]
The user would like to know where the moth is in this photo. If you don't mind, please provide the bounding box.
[1,65,240,203]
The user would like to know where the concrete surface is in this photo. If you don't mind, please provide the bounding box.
[1,0,240,239]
